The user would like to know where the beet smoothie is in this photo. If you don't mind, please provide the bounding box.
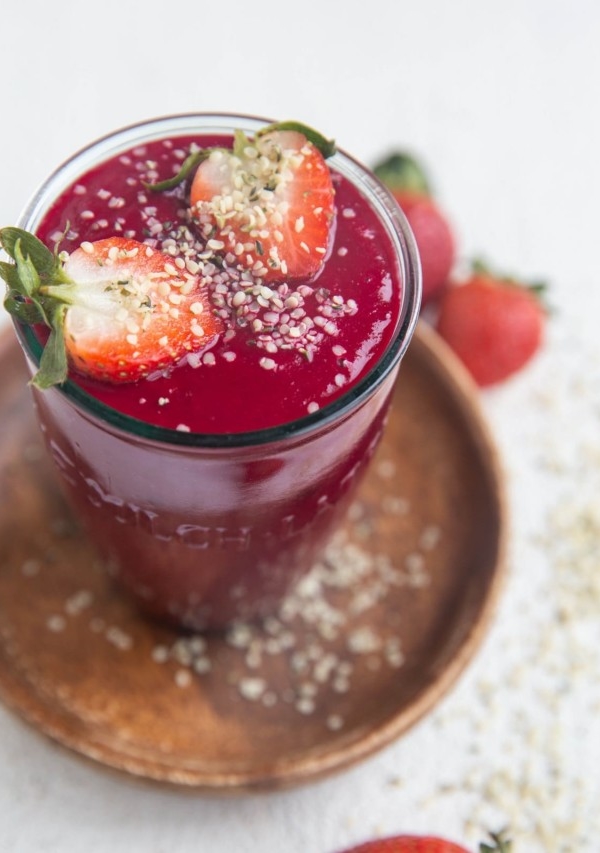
[35,135,402,433]
[14,115,421,629]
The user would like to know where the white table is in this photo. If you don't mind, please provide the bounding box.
[1,2,599,850]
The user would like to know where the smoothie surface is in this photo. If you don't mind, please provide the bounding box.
[35,133,402,433]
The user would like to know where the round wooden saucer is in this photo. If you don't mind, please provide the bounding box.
[0,323,506,791]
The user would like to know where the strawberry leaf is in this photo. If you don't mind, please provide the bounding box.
[527,281,548,296]
[471,257,493,277]
[14,239,41,297]
[1,225,76,388]
[3,292,46,324]
[32,306,68,388]
[471,257,550,307]
[0,227,57,276]
[0,259,21,290]
[479,829,512,853]
[373,152,431,196]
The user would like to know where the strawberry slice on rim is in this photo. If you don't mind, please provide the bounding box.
[190,127,335,282]
[0,229,221,387]
[144,121,336,284]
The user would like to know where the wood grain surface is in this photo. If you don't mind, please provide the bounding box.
[0,323,506,791]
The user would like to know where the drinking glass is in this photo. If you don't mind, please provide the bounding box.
[13,115,421,630]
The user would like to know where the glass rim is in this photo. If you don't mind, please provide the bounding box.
[15,112,422,449]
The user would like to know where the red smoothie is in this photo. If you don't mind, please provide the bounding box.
[34,134,402,434]
[13,115,420,629]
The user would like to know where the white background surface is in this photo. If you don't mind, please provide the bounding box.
[1,1,600,851]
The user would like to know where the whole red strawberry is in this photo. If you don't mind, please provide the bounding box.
[435,263,545,386]
[339,836,468,853]
[338,829,511,853]
[374,153,455,304]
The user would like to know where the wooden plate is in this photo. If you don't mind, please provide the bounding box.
[0,323,506,791]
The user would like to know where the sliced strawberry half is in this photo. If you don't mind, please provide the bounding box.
[189,127,336,282]
[62,238,220,382]
[0,228,221,387]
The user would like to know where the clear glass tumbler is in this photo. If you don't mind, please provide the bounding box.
[13,114,421,630]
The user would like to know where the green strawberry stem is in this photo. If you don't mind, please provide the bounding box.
[144,120,336,194]
[373,152,431,196]
[0,226,74,388]
[143,149,211,193]
[479,829,512,853]
[471,257,548,304]
[40,282,79,303]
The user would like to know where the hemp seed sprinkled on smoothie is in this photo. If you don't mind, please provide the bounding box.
[19,120,402,433]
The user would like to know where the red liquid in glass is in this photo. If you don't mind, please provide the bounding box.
[36,134,401,433]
